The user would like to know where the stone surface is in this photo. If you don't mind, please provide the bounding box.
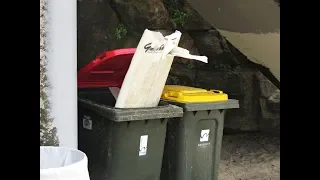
[190,30,239,68]
[227,40,280,89]
[255,72,280,135]
[194,68,242,94]
[182,1,212,31]
[111,0,171,32]
[160,32,199,87]
[256,71,278,98]
[78,0,119,69]
[268,91,280,113]
[259,98,280,136]
[166,33,197,86]
[224,68,261,131]
[156,29,174,36]
[269,90,280,105]
[167,63,196,86]
[78,0,141,69]
[194,68,261,131]
[174,33,200,66]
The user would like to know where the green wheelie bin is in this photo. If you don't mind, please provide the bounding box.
[77,49,184,180]
[160,85,239,180]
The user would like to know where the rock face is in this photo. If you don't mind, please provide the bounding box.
[78,0,141,69]
[190,30,239,68]
[111,0,171,32]
[77,0,280,134]
[182,2,212,31]
[257,72,280,135]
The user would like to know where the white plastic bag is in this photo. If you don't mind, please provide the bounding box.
[115,29,207,108]
[40,146,90,180]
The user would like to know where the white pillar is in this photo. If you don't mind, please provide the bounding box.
[47,0,78,148]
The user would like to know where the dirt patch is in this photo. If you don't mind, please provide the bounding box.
[219,133,280,180]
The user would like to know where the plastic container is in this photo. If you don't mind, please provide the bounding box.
[77,49,183,180]
[161,85,228,103]
[40,146,90,180]
[160,85,239,180]
[77,48,135,89]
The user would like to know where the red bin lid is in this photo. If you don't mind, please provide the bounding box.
[77,48,136,88]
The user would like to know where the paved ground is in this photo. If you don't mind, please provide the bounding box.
[219,133,280,180]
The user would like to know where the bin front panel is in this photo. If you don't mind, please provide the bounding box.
[78,105,168,180]
[106,119,168,180]
[161,109,225,180]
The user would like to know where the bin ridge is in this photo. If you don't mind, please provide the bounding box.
[78,98,183,121]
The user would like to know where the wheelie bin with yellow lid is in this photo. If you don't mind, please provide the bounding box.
[160,85,239,180]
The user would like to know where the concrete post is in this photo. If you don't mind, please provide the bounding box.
[47,0,78,148]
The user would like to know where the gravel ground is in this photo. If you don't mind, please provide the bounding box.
[219,133,280,180]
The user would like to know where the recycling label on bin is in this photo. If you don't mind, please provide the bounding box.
[200,129,210,142]
[83,115,92,130]
[139,135,148,156]
[198,129,211,147]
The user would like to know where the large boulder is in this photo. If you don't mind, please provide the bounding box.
[111,0,171,32]
[166,33,201,86]
[257,71,279,99]
[167,63,196,86]
[194,69,240,93]
[259,97,280,136]
[182,1,212,31]
[174,33,200,66]
[78,0,140,69]
[256,72,280,135]
[195,67,261,132]
[190,30,239,68]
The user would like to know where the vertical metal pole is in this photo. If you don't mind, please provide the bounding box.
[47,0,77,148]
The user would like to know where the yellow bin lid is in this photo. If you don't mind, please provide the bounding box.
[161,85,228,103]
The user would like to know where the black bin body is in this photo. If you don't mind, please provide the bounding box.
[78,89,183,180]
[160,99,239,180]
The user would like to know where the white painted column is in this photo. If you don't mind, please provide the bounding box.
[47,0,78,148]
